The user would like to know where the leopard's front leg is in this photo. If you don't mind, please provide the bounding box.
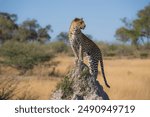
[78,44,84,66]
[71,45,79,65]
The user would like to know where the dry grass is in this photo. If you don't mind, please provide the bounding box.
[16,77,59,100]
[0,54,150,100]
[99,59,150,100]
[0,76,60,100]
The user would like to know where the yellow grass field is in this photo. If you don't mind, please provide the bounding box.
[0,54,150,100]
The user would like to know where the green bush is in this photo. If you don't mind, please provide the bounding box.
[56,76,73,99]
[49,41,68,53]
[0,41,54,71]
[109,44,118,51]
[140,52,149,58]
[106,51,116,57]
[116,45,136,57]
[96,42,139,58]
[96,41,109,56]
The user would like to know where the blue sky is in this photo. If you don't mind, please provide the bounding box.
[0,0,149,42]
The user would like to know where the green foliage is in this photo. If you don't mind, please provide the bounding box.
[56,32,69,44]
[140,52,149,58]
[49,41,69,53]
[115,4,150,46]
[56,76,73,99]
[37,25,52,43]
[0,12,18,43]
[80,65,90,78]
[14,19,52,43]
[115,27,130,42]
[96,41,149,58]
[137,4,150,40]
[0,12,53,43]
[106,51,116,57]
[115,23,140,46]
[116,45,136,57]
[0,41,54,71]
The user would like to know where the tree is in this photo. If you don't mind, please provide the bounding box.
[56,32,69,44]
[0,12,53,44]
[115,4,150,46]
[18,19,39,41]
[136,4,150,43]
[37,25,53,43]
[0,12,18,43]
[116,18,140,46]
[13,19,53,43]
[115,27,130,43]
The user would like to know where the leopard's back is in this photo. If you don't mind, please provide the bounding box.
[78,33,100,57]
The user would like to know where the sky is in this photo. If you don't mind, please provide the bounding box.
[0,0,149,42]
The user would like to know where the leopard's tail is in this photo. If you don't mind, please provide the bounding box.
[99,51,110,88]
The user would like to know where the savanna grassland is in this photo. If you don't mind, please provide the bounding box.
[1,6,150,100]
[0,54,150,100]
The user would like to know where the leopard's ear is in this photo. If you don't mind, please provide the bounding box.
[74,18,80,21]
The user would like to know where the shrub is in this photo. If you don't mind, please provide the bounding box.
[96,42,139,58]
[106,51,116,57]
[96,41,109,56]
[0,41,54,72]
[56,76,73,99]
[140,52,149,58]
[116,45,136,57]
[109,44,118,51]
[49,41,68,53]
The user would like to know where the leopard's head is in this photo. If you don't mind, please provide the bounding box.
[71,18,86,30]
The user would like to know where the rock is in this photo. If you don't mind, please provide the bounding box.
[51,62,109,100]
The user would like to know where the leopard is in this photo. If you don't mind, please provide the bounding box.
[68,18,110,88]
